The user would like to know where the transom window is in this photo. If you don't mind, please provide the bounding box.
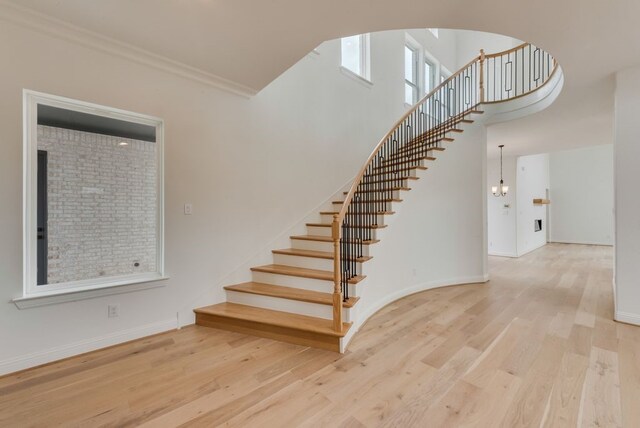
[341,34,371,80]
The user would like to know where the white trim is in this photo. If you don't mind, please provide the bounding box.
[12,276,169,309]
[548,240,613,247]
[404,33,421,104]
[340,274,489,351]
[488,251,519,258]
[423,51,439,95]
[0,2,256,98]
[339,66,373,88]
[22,90,165,302]
[340,33,371,82]
[615,310,640,326]
[0,318,178,376]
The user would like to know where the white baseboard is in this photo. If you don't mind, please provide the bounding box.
[488,251,518,258]
[341,274,489,350]
[0,318,177,376]
[517,242,547,257]
[548,240,613,247]
[615,311,640,326]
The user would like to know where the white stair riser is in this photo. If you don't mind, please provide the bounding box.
[251,271,359,296]
[290,239,371,257]
[273,253,364,274]
[306,226,332,237]
[273,253,332,271]
[307,225,379,240]
[343,189,401,200]
[373,166,426,179]
[226,291,351,322]
[391,148,441,162]
[320,213,387,226]
[290,239,334,252]
[375,159,430,174]
[360,178,413,188]
[333,201,397,212]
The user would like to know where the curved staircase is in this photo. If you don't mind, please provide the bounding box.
[195,43,561,352]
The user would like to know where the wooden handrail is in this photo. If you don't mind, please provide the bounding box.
[483,42,529,58]
[335,53,482,227]
[330,42,558,331]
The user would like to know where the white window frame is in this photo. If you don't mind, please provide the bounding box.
[402,40,424,105]
[428,28,439,39]
[440,65,452,83]
[17,90,166,307]
[423,49,439,96]
[340,33,371,82]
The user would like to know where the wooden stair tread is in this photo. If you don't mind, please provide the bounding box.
[374,164,428,171]
[290,234,379,244]
[320,210,395,215]
[360,176,419,184]
[195,303,352,337]
[333,198,402,204]
[251,264,366,284]
[344,187,410,194]
[306,222,387,230]
[272,248,372,262]
[224,282,360,308]
[381,156,436,167]
[366,169,423,178]
[396,140,453,156]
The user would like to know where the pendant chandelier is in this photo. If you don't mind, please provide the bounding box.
[492,145,509,197]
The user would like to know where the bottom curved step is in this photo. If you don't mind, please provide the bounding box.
[194,302,351,352]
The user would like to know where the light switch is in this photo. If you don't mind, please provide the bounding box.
[184,203,193,215]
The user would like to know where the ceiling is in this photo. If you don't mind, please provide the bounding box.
[4,0,636,157]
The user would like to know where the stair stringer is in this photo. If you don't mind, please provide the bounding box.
[339,120,490,351]
[339,67,564,351]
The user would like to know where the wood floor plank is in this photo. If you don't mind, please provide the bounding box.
[579,346,623,428]
[0,243,637,428]
[618,338,640,428]
[542,352,589,427]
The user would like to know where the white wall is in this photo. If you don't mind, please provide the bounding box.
[487,153,549,257]
[487,155,518,257]
[549,145,614,246]
[0,21,508,373]
[455,30,522,69]
[614,67,640,326]
[516,154,549,256]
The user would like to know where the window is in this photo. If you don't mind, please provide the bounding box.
[428,28,439,38]
[424,59,435,94]
[341,34,370,80]
[440,66,452,83]
[404,44,419,104]
[20,90,165,303]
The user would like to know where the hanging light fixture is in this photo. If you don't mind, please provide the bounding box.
[492,145,509,197]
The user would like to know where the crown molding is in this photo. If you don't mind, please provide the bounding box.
[0,1,258,98]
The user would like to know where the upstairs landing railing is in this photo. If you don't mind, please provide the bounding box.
[330,43,558,331]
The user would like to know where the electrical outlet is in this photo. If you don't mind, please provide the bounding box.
[184,203,193,215]
[108,304,119,318]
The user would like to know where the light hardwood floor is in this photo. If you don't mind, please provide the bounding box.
[1,243,638,427]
